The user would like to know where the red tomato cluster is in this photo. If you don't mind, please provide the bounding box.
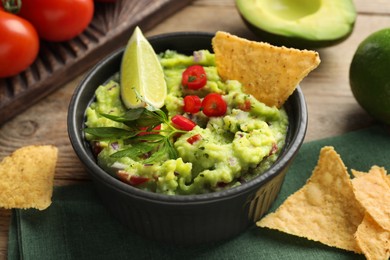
[0,0,113,78]
[181,65,227,116]
[170,65,228,134]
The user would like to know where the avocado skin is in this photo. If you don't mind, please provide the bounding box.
[240,15,355,49]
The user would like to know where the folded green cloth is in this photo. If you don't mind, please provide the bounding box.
[8,125,390,260]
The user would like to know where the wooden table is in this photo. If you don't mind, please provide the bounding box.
[0,0,389,258]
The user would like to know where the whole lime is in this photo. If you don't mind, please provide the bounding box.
[349,28,390,124]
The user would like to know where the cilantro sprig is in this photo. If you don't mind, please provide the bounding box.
[84,106,187,163]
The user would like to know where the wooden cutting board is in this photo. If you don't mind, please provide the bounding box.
[0,0,194,125]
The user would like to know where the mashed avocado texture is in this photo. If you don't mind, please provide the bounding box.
[85,50,288,195]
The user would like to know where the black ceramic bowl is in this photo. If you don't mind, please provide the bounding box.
[67,32,307,245]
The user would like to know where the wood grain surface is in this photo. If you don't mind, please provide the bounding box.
[0,0,389,258]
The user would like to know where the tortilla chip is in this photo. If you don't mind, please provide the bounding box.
[354,213,390,260]
[0,145,58,210]
[257,146,364,253]
[351,169,366,178]
[352,166,390,231]
[385,171,390,187]
[212,31,320,108]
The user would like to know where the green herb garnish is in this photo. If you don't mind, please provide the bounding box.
[84,106,187,163]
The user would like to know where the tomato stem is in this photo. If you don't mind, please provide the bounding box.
[2,0,22,14]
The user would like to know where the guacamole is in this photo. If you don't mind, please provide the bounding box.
[85,50,288,195]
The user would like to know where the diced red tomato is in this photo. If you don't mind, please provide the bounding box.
[183,95,202,114]
[117,171,150,186]
[201,93,227,117]
[171,115,196,131]
[91,141,103,156]
[138,124,161,136]
[269,142,278,156]
[186,134,202,144]
[181,65,207,90]
[238,100,251,111]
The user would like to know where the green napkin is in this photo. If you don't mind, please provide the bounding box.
[8,125,390,260]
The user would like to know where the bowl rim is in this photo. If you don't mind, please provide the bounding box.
[68,31,308,204]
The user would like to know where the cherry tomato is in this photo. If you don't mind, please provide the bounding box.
[182,65,207,90]
[187,134,202,145]
[17,0,94,42]
[117,171,150,186]
[201,93,227,117]
[171,115,196,131]
[183,95,202,114]
[0,10,39,78]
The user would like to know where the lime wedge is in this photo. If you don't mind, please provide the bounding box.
[120,27,167,108]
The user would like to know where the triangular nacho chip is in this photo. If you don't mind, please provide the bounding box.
[0,145,58,210]
[351,169,366,178]
[354,213,390,260]
[257,146,364,253]
[212,31,320,108]
[352,166,390,231]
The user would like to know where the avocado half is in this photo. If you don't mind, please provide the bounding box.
[236,0,356,49]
